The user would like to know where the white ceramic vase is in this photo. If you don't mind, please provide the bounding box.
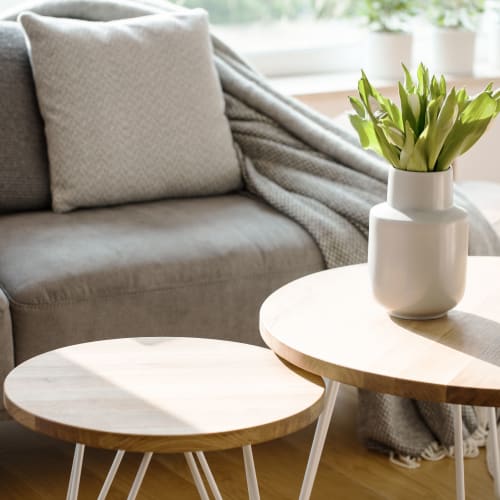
[368,168,469,319]
[427,28,476,75]
[365,31,413,81]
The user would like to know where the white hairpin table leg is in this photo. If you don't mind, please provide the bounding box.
[299,379,340,500]
[66,443,85,500]
[185,452,210,500]
[453,404,466,500]
[97,449,125,500]
[127,452,153,500]
[195,451,223,500]
[243,444,260,500]
[489,407,500,498]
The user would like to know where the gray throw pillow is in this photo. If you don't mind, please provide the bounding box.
[0,21,50,213]
[19,11,242,213]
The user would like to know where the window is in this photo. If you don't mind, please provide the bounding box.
[171,0,351,25]
[171,0,364,76]
[0,0,362,77]
[0,0,493,79]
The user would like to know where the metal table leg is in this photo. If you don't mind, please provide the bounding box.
[98,449,125,500]
[243,444,260,500]
[127,452,153,500]
[489,407,500,498]
[299,379,340,500]
[453,404,466,500]
[66,443,257,499]
[66,443,85,500]
[185,452,211,500]
[196,451,223,500]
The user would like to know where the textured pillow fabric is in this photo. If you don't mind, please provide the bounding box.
[18,11,242,213]
[0,21,50,213]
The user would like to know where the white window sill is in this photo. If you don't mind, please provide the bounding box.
[268,66,500,99]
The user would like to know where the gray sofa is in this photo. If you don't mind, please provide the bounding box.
[0,194,324,364]
[0,18,330,418]
[1,11,500,424]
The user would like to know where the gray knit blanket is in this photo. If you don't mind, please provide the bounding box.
[5,0,500,463]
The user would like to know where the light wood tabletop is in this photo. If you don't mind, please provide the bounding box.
[3,337,324,453]
[260,256,500,406]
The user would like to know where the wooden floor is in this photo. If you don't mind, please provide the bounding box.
[0,385,494,499]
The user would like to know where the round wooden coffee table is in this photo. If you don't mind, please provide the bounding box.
[260,256,500,500]
[3,337,324,500]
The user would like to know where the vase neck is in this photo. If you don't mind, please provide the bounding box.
[387,168,453,210]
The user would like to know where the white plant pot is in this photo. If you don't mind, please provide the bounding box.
[365,31,412,81]
[427,28,476,75]
[489,26,500,69]
[368,168,469,319]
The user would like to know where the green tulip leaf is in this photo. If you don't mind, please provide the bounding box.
[407,132,428,172]
[349,113,382,155]
[456,88,468,112]
[402,63,415,93]
[372,123,401,167]
[430,76,441,100]
[439,75,446,95]
[349,64,500,172]
[399,120,416,170]
[382,122,405,149]
[349,96,365,117]
[417,63,429,100]
[436,116,493,170]
[398,82,418,135]
[461,92,497,123]
[427,89,459,170]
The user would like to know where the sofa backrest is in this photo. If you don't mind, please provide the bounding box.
[0,21,51,213]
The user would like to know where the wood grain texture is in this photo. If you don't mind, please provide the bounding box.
[260,256,500,406]
[3,338,324,453]
[0,385,495,499]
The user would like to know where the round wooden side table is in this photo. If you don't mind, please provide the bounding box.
[260,256,500,500]
[3,337,324,500]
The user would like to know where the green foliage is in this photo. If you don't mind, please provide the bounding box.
[355,0,419,32]
[168,0,485,27]
[169,0,345,24]
[349,63,500,171]
[426,0,484,29]
[311,0,356,19]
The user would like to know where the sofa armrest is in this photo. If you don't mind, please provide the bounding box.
[0,288,15,413]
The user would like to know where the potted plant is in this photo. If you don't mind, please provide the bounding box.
[349,63,500,318]
[485,0,500,69]
[358,0,418,80]
[424,0,484,75]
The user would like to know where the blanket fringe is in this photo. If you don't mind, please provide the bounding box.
[421,441,446,461]
[390,424,489,469]
[446,424,489,459]
[471,423,489,447]
[389,452,420,469]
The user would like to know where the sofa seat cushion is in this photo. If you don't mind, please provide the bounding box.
[0,194,324,363]
[459,181,500,237]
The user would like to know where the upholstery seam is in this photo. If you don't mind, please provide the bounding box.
[3,266,321,310]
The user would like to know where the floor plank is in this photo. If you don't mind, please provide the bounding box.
[0,385,494,499]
